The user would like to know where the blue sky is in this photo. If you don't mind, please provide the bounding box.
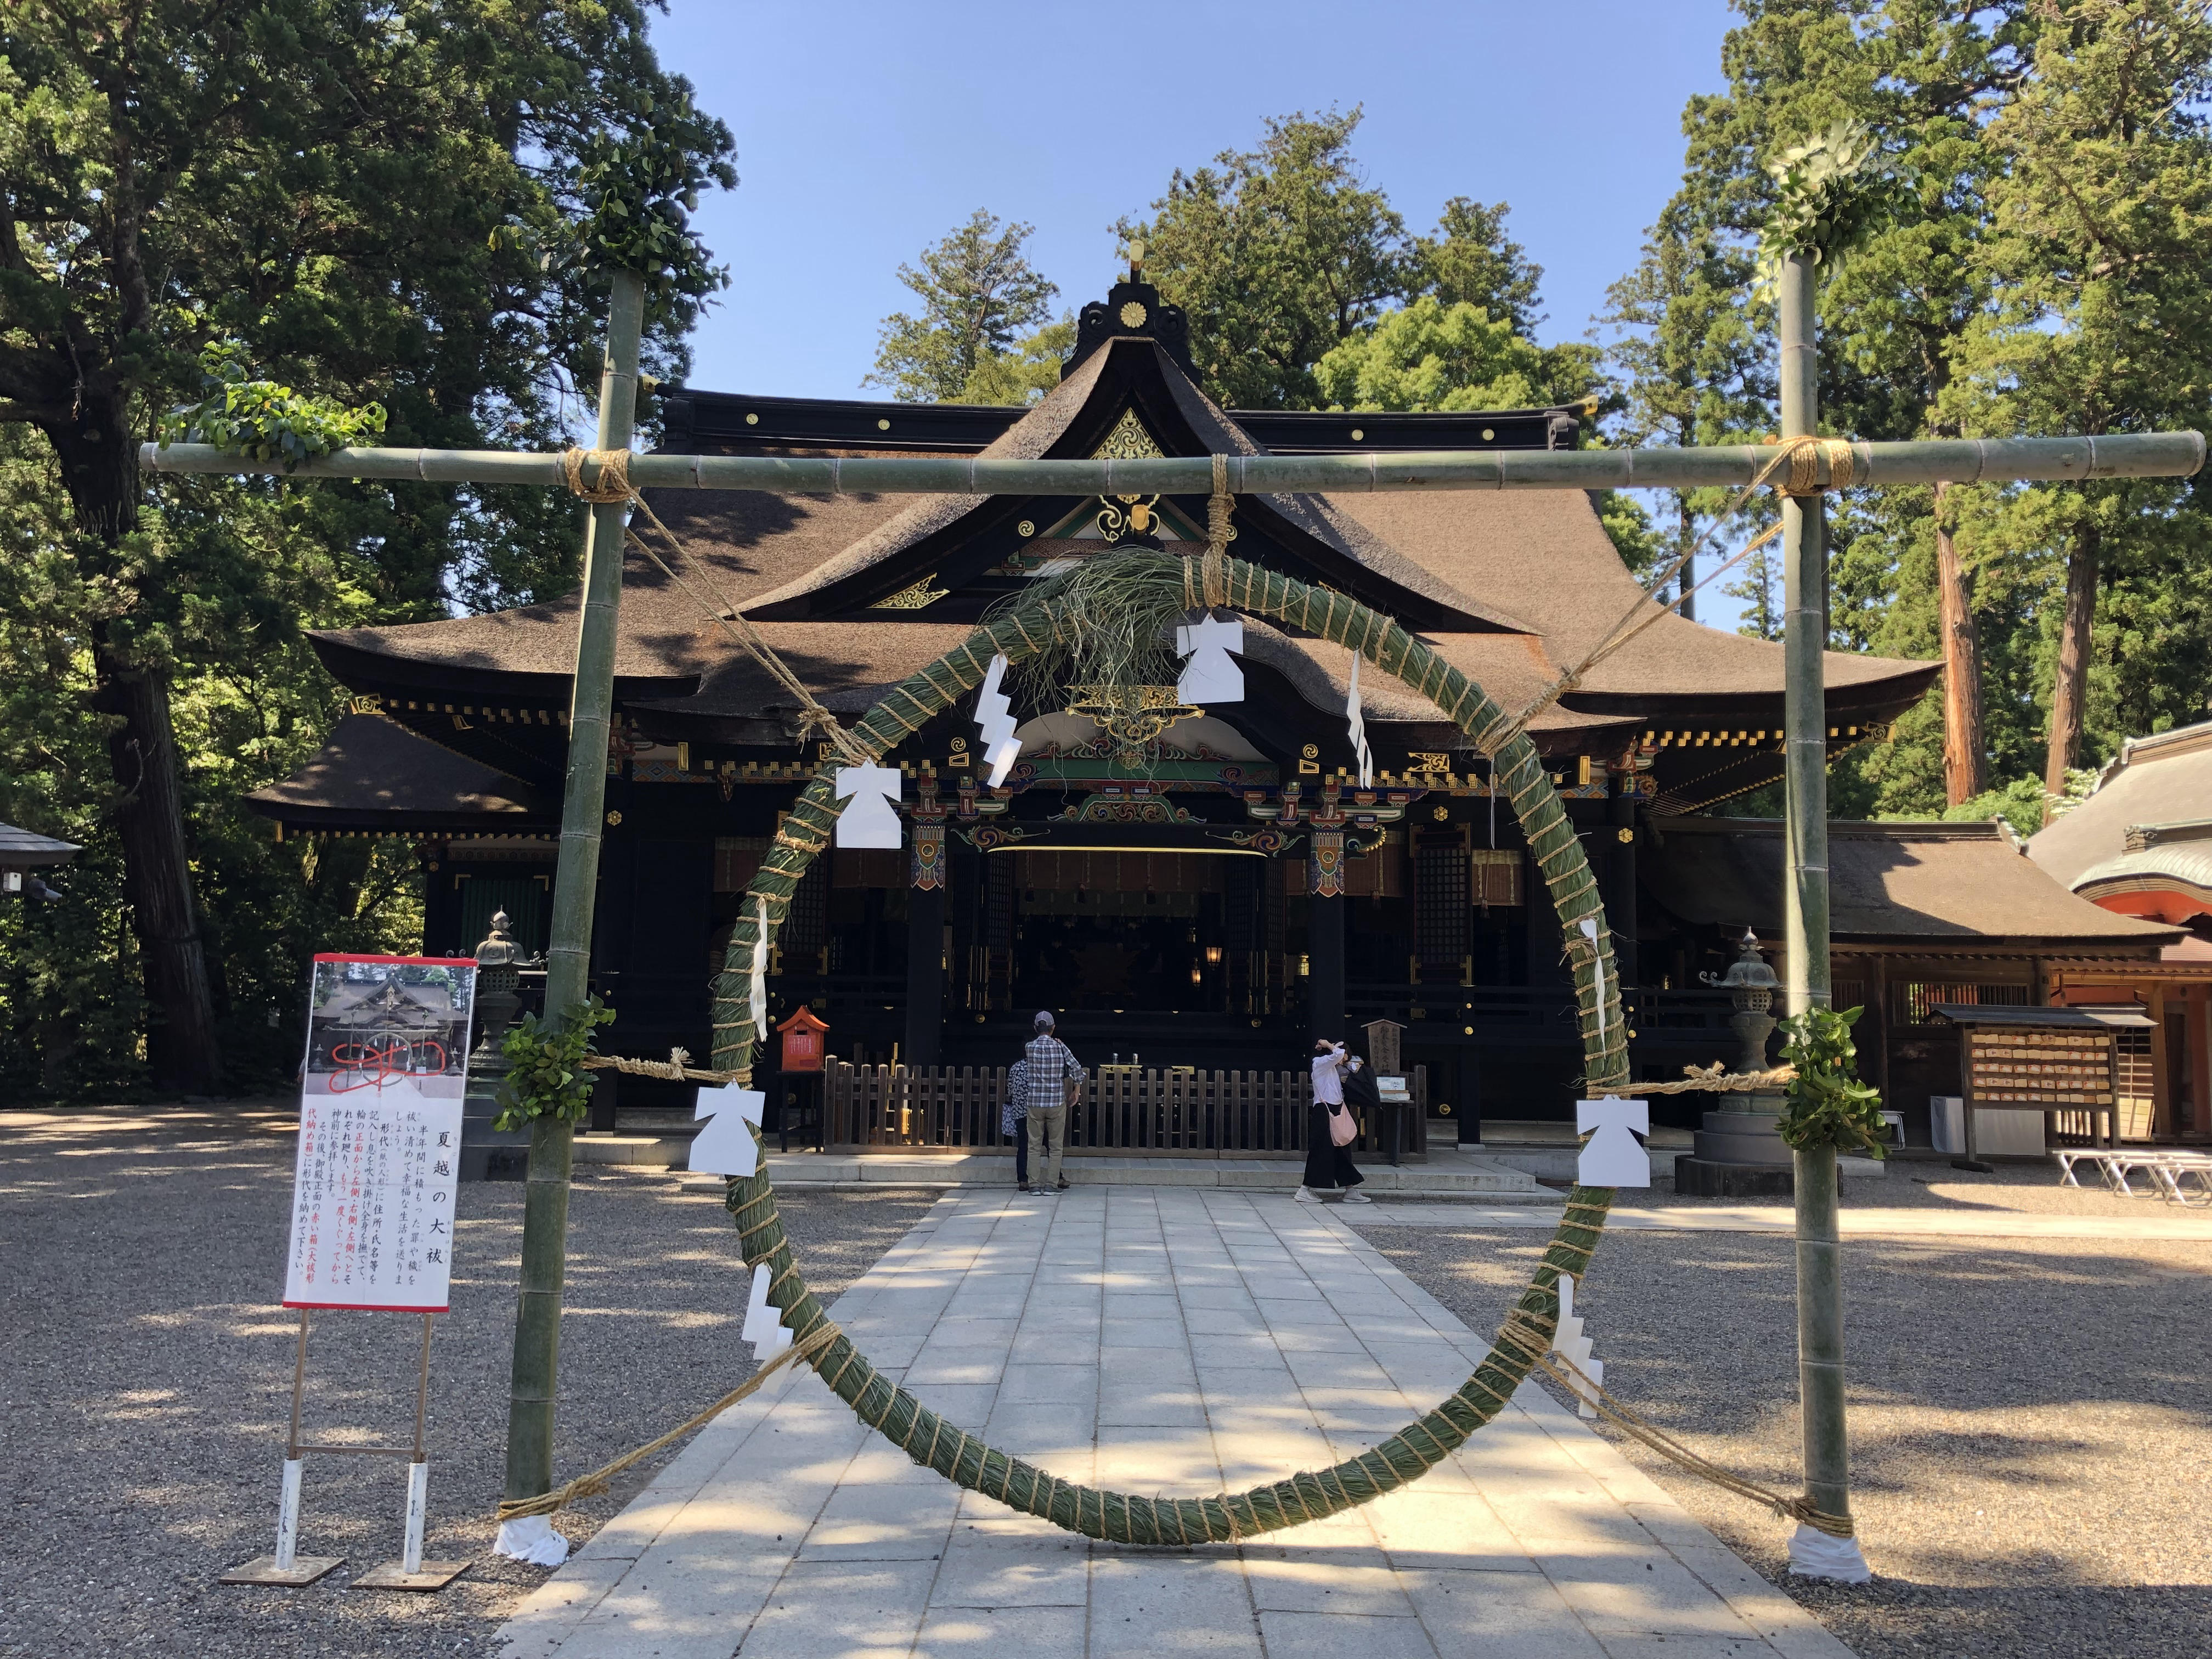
[652,0,1749,618]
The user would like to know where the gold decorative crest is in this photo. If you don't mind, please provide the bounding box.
[1089,408,1164,462]
[1118,301,1148,328]
[1066,683,1199,762]
[871,572,948,611]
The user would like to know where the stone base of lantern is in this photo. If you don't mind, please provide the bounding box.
[1673,1096,1795,1197]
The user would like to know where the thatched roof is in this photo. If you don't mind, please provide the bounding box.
[1644,817,2179,947]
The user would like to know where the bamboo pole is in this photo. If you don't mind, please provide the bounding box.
[138,432,2204,495]
[1779,251,1866,1581]
[502,268,646,1514]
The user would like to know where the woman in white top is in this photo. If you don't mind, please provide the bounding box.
[1299,1040,1369,1203]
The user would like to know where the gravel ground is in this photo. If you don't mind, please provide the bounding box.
[1364,1172,2212,1659]
[0,1105,937,1659]
[1639,1155,2205,1218]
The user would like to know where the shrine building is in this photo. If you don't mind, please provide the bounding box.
[248,274,2185,1141]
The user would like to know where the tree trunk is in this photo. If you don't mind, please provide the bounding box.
[1933,480,1988,805]
[1677,494,1696,622]
[2045,518,2100,797]
[46,394,224,1094]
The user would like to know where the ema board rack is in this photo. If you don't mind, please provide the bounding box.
[1968,1030,2115,1108]
[1933,1003,2153,1170]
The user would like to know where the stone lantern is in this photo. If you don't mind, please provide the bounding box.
[460,910,541,1182]
[1702,929,1780,1079]
[1676,929,1795,1197]
[471,909,540,1053]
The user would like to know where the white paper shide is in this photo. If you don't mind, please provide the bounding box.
[832,763,905,849]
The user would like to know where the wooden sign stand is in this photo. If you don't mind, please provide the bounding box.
[222,1308,469,1590]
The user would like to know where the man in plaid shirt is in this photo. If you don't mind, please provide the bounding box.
[1023,1011,1086,1194]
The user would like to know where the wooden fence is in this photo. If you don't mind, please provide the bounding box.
[821,1061,1426,1159]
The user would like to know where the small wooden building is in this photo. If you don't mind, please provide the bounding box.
[2029,719,2212,1141]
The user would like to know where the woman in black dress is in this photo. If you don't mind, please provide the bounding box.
[1298,1039,1369,1203]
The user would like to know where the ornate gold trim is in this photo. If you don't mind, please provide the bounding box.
[871,572,948,611]
[1089,408,1164,462]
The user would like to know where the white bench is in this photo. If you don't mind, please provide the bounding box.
[2055,1148,2212,1205]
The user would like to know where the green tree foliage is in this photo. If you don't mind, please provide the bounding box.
[0,1,733,1097]
[956,317,1077,407]
[1410,198,1547,335]
[1602,202,1774,618]
[1616,0,2212,823]
[1120,112,1554,409]
[1115,109,1409,409]
[866,211,1058,403]
[1314,297,1598,413]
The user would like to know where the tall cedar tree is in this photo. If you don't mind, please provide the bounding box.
[1951,0,2212,792]
[1601,199,1775,621]
[1116,110,1546,409]
[866,211,1058,403]
[0,2,733,1091]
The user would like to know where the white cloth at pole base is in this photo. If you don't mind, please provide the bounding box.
[831,764,904,848]
[1787,1521,1872,1583]
[274,1456,304,1570]
[1175,616,1244,704]
[494,1514,571,1567]
[402,1460,430,1576]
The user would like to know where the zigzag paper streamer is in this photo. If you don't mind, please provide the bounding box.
[975,653,1022,785]
[748,893,770,1052]
[1346,652,1374,789]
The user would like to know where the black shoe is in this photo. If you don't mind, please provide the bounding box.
[1056,1177,1070,1190]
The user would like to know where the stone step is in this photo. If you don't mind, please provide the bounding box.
[668,1149,1551,1198]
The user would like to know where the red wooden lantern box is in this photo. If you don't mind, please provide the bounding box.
[776,1007,830,1073]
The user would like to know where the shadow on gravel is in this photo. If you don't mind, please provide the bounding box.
[0,1107,939,1659]
[1365,1223,2212,1659]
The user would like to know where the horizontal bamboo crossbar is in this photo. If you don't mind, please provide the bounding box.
[139,432,2205,493]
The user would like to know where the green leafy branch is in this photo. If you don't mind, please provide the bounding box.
[1776,1005,1889,1157]
[1756,121,1894,295]
[154,340,386,467]
[540,87,735,299]
[493,998,618,1131]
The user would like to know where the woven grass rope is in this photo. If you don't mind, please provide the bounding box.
[705,551,1629,1545]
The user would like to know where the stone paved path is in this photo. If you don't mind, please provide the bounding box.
[499,1189,1850,1659]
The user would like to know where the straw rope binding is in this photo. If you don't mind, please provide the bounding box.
[692,551,1640,1543]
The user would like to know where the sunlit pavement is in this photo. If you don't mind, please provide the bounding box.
[499,1188,1848,1659]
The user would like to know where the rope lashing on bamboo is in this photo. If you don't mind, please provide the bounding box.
[1537,1350,1854,1537]
[580,1048,744,1086]
[561,445,636,504]
[557,448,875,771]
[495,1320,843,1522]
[1635,1063,1798,1096]
[1182,453,1233,612]
[1474,433,1860,755]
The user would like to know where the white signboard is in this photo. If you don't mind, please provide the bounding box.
[282,955,477,1313]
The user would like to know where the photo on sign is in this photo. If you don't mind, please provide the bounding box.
[284,955,479,1313]
[305,956,476,1100]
